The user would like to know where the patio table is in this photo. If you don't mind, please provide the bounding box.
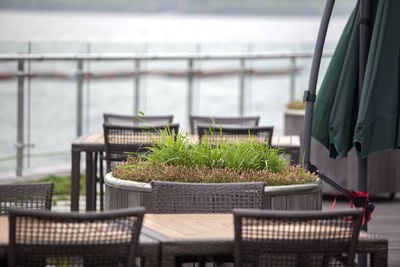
[71,133,301,211]
[142,213,388,266]
[0,215,160,267]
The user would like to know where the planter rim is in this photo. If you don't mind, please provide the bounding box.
[105,173,152,192]
[284,108,306,116]
[105,173,323,196]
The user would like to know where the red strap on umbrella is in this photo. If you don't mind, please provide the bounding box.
[331,190,371,225]
[348,190,370,225]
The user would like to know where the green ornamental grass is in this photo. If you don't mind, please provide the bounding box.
[112,125,317,185]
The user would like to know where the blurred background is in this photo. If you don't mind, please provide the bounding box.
[0,0,356,176]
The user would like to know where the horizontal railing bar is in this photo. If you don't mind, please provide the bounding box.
[0,67,302,80]
[0,51,333,61]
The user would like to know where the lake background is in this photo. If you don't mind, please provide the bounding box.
[0,9,350,175]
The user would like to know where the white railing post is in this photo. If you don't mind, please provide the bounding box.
[289,56,297,102]
[134,59,141,115]
[187,58,194,128]
[239,58,246,116]
[16,59,25,177]
[76,60,84,137]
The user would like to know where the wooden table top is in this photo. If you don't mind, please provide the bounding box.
[143,213,367,240]
[144,214,233,239]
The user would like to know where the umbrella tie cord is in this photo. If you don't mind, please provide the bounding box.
[303,90,316,103]
[309,164,374,225]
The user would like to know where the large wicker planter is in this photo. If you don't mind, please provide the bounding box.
[104,173,323,212]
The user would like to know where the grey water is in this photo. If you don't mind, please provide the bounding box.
[0,10,348,174]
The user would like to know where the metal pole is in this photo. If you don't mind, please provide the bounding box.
[289,56,296,102]
[85,43,91,132]
[76,60,84,137]
[302,0,335,169]
[358,1,371,265]
[27,42,32,168]
[358,0,370,196]
[134,59,141,115]
[239,58,245,116]
[16,60,25,177]
[187,59,194,128]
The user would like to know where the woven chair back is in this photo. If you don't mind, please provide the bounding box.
[233,209,363,267]
[103,123,179,171]
[197,125,274,146]
[151,181,265,213]
[0,183,53,214]
[8,207,145,267]
[189,115,260,135]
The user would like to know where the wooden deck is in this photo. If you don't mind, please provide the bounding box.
[322,194,400,267]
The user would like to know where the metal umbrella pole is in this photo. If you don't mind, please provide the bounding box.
[358,0,371,230]
[301,0,335,170]
[358,0,371,265]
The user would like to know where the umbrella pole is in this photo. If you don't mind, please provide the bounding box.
[358,0,371,266]
[358,0,371,230]
[302,0,335,170]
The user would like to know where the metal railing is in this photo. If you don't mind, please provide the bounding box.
[0,51,332,176]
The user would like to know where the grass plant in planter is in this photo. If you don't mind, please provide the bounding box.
[105,126,323,211]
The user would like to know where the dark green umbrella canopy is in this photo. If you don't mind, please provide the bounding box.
[312,0,400,159]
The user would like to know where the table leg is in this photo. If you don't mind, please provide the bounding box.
[71,149,81,211]
[86,152,94,211]
[161,247,176,267]
[99,152,104,211]
[370,246,388,267]
[92,152,98,210]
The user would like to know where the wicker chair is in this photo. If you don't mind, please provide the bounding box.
[103,123,179,171]
[0,183,53,214]
[8,207,145,267]
[233,209,363,267]
[151,181,265,266]
[189,115,260,135]
[151,181,265,214]
[197,125,274,146]
[99,114,172,211]
[103,113,173,126]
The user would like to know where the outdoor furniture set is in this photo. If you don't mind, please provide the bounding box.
[71,114,302,212]
[0,182,389,266]
[56,113,387,266]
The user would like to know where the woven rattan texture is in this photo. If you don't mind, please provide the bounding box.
[234,209,363,267]
[151,181,265,213]
[0,183,53,214]
[103,113,173,126]
[8,207,145,267]
[197,125,274,146]
[103,123,179,171]
[189,115,260,135]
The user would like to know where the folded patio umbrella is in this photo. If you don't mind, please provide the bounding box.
[312,0,400,159]
[354,0,400,158]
